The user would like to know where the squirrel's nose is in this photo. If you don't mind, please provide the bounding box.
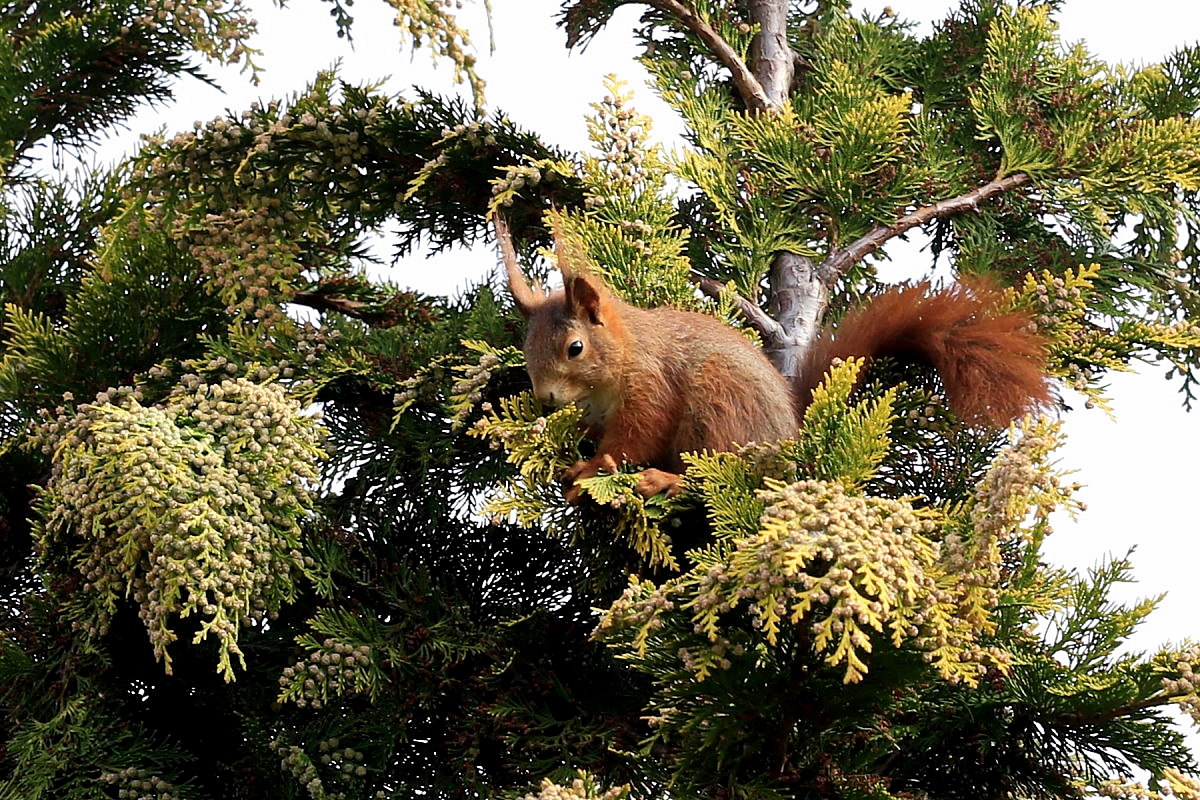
[533,384,557,407]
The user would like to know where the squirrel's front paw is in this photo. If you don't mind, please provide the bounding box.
[634,468,684,498]
[560,454,620,504]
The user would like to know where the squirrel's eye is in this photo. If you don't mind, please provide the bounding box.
[567,340,584,359]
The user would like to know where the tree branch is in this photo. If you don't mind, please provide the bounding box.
[645,0,776,112]
[290,291,374,319]
[818,173,1033,282]
[691,270,786,344]
[1055,694,1180,727]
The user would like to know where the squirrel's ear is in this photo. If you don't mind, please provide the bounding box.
[564,271,606,327]
[493,214,538,318]
[548,211,606,325]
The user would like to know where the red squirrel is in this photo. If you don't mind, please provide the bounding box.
[494,216,1052,501]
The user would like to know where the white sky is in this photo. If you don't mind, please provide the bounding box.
[104,0,1200,710]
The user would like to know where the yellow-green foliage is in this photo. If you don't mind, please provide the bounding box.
[729,64,916,240]
[600,476,1009,686]
[490,77,699,312]
[470,392,586,489]
[796,356,896,484]
[447,339,526,425]
[970,6,1108,178]
[518,772,630,800]
[662,13,932,293]
[970,416,1082,545]
[1156,644,1200,731]
[672,110,823,297]
[388,0,485,108]
[682,446,779,542]
[129,72,365,328]
[33,378,324,681]
[573,472,679,571]
[1087,769,1200,800]
[468,393,678,570]
[1015,265,1200,412]
[569,76,698,310]
[597,397,1082,690]
[490,154,578,213]
[969,5,1200,243]
[675,357,893,549]
[1087,115,1200,199]
[392,339,525,429]
[948,417,1082,633]
[752,479,988,684]
[583,76,666,201]
[268,734,372,800]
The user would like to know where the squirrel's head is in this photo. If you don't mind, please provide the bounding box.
[493,214,624,426]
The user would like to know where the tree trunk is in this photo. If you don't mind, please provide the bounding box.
[747,0,829,378]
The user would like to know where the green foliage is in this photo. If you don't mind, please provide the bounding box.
[470,392,587,488]
[589,412,1184,797]
[0,167,119,312]
[595,386,1065,695]
[574,76,698,309]
[0,691,197,800]
[276,607,386,707]
[968,6,1105,178]
[885,553,1200,800]
[489,75,700,312]
[0,197,223,438]
[2,1,1200,798]
[128,73,579,330]
[0,0,258,172]
[670,100,824,296]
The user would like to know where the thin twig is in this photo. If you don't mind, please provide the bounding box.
[818,173,1032,282]
[691,270,785,342]
[290,291,378,321]
[645,0,776,112]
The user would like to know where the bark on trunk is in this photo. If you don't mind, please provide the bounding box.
[747,0,828,378]
[747,0,793,110]
[765,253,827,379]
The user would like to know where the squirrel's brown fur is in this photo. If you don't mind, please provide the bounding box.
[495,216,1052,500]
[797,280,1053,428]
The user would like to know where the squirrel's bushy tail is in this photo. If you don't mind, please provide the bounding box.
[799,280,1053,426]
